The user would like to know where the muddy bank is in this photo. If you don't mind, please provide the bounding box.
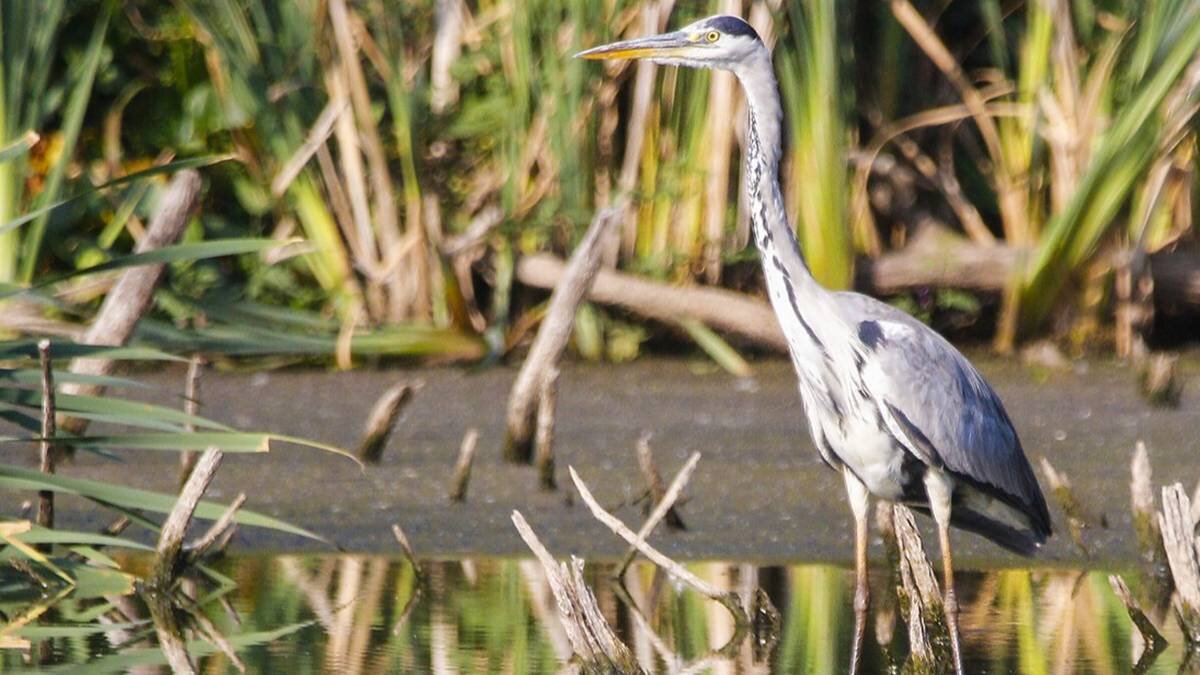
[14,355,1199,567]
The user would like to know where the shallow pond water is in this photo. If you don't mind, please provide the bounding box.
[3,554,1189,673]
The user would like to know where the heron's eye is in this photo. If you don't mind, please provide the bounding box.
[706,31,720,43]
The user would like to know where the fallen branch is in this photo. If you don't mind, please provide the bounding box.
[356,381,419,464]
[153,447,222,588]
[504,205,625,462]
[569,465,747,625]
[517,229,1200,356]
[59,170,202,448]
[36,341,55,532]
[447,429,479,503]
[1108,574,1168,664]
[511,510,644,674]
[616,451,701,578]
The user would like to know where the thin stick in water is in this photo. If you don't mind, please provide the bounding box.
[533,366,559,490]
[448,429,479,503]
[392,523,422,580]
[36,340,55,532]
[356,381,419,464]
[154,447,223,588]
[1108,574,1168,661]
[636,433,686,531]
[616,451,701,578]
[568,465,747,624]
[184,493,245,566]
[179,355,205,487]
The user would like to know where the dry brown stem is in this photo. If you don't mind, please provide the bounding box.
[392,523,422,580]
[355,381,419,464]
[504,205,625,462]
[510,510,644,674]
[569,465,747,625]
[448,428,479,503]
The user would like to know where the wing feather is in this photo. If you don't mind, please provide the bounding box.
[837,293,1052,539]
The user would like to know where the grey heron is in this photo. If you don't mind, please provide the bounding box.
[578,14,1052,673]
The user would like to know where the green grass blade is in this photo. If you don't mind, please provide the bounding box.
[0,463,329,543]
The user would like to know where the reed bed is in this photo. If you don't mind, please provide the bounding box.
[1,0,1198,360]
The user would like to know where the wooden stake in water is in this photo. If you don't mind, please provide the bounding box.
[36,340,56,532]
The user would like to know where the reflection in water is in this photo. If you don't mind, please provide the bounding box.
[1,555,1192,673]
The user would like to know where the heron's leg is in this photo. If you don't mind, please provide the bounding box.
[843,468,871,674]
[925,470,965,675]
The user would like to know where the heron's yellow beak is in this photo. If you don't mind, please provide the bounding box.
[575,31,695,60]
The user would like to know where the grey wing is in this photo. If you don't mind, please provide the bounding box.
[837,293,1052,538]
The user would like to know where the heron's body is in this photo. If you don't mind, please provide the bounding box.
[579,15,1051,671]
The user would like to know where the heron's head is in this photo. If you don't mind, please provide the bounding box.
[575,15,763,72]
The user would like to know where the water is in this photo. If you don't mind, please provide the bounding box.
[3,554,1187,673]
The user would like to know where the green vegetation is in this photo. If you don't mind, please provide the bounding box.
[0,0,1194,363]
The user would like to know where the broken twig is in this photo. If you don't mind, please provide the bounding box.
[533,366,559,490]
[636,433,686,531]
[356,381,419,464]
[153,447,223,588]
[1039,456,1090,555]
[616,451,701,578]
[511,510,644,674]
[569,465,747,625]
[1108,574,1168,662]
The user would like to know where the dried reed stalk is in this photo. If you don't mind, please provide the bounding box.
[153,447,222,588]
[533,366,559,491]
[504,205,624,462]
[183,493,245,566]
[448,429,479,503]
